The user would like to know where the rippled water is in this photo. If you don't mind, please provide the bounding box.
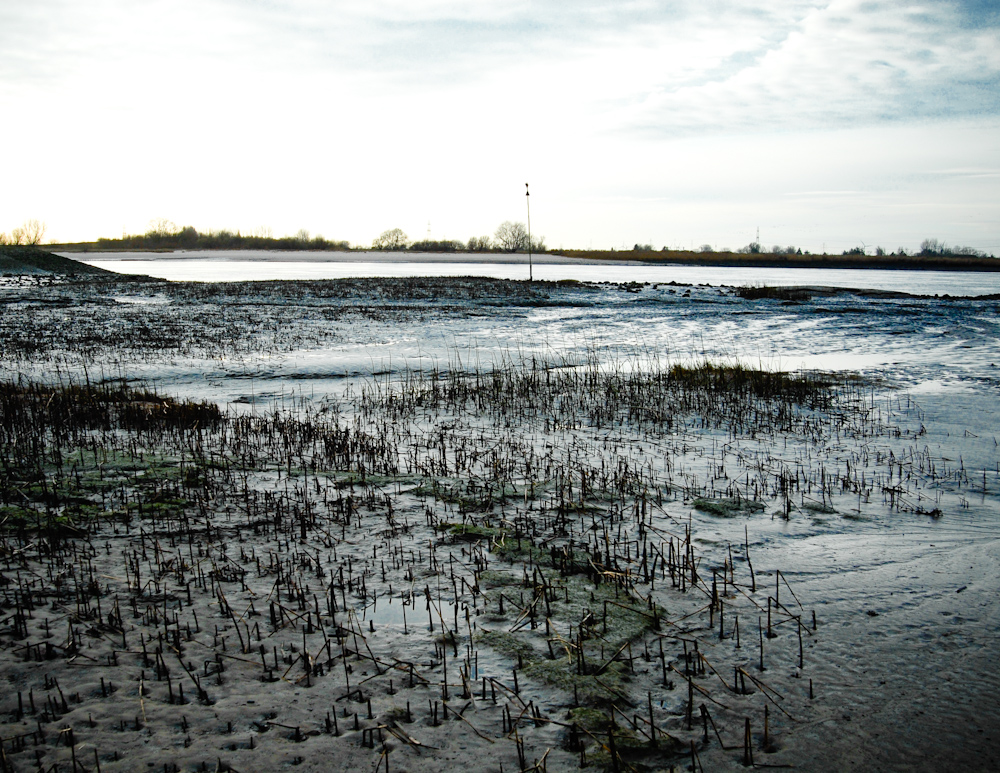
[201,284,1000,404]
[67,255,1000,400]
[12,271,999,405]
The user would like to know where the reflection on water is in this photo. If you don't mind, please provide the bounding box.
[363,591,458,630]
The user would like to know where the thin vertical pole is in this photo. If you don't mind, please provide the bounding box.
[525,182,532,282]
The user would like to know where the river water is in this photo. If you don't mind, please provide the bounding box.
[76,252,1000,296]
[29,253,1000,404]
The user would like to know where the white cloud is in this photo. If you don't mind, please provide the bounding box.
[627,0,1000,134]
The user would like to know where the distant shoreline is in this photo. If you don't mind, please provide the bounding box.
[559,248,1000,272]
[51,246,1000,272]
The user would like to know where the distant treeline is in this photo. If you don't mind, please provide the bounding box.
[65,233,517,254]
[46,222,996,271]
[59,228,546,255]
[370,224,544,253]
[83,226,351,252]
[559,248,1000,272]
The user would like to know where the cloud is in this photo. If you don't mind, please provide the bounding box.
[625,0,1000,135]
[6,1,996,130]
[0,3,786,89]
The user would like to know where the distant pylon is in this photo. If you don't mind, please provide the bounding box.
[526,183,532,282]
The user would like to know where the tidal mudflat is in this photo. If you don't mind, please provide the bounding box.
[0,274,997,772]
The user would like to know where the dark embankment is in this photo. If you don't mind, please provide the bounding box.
[0,246,120,276]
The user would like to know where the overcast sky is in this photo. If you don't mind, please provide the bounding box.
[2,0,998,253]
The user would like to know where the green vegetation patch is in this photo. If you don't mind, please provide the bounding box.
[440,522,504,542]
[734,284,813,301]
[477,569,523,589]
[410,479,509,512]
[801,501,837,514]
[476,548,662,709]
[523,657,630,704]
[490,532,551,565]
[0,505,40,523]
[567,703,687,771]
[692,497,766,518]
[566,706,615,733]
[0,380,221,434]
[476,629,538,661]
[664,361,837,400]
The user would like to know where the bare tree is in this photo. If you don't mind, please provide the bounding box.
[146,218,177,238]
[920,238,943,255]
[494,221,529,252]
[7,219,47,245]
[467,235,493,252]
[372,228,410,250]
[26,219,46,245]
[919,238,985,257]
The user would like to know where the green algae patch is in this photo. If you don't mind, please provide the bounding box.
[477,569,523,589]
[410,478,521,512]
[438,522,504,542]
[475,560,662,708]
[566,706,615,733]
[476,629,537,661]
[692,497,766,517]
[524,657,630,704]
[569,707,687,772]
[490,532,552,565]
[802,501,837,514]
[0,505,41,523]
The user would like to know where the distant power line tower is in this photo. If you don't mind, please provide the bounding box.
[526,183,532,282]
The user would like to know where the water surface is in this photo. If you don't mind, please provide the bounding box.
[76,252,1000,296]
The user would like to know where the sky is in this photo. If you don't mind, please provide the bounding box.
[2,0,999,254]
